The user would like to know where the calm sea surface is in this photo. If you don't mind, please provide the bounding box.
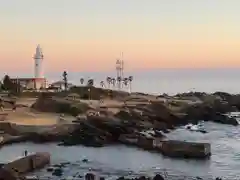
[5,68,240,95]
[44,68,240,95]
[0,122,240,179]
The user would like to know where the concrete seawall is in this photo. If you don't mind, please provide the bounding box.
[0,152,50,180]
[119,134,211,159]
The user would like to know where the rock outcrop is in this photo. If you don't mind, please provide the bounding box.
[182,102,239,125]
[31,93,91,116]
[0,152,50,180]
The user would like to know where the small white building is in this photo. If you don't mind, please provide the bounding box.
[49,81,74,91]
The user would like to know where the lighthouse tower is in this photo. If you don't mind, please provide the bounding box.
[34,44,44,78]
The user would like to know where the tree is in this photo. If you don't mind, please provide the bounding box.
[100,81,105,88]
[3,75,13,91]
[87,79,94,100]
[80,78,84,85]
[128,76,133,93]
[87,79,94,87]
[117,76,121,89]
[62,71,68,91]
[0,81,2,92]
[111,78,116,89]
[123,78,128,89]
[2,75,22,95]
[106,77,112,89]
[80,78,85,97]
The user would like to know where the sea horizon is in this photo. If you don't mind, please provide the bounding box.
[1,68,240,95]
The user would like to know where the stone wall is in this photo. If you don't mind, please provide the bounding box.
[159,140,211,158]
[1,152,50,174]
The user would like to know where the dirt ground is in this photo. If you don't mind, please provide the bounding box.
[0,106,75,126]
[0,94,197,126]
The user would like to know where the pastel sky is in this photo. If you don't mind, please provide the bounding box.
[1,0,240,73]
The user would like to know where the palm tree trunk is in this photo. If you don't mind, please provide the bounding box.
[129,82,132,93]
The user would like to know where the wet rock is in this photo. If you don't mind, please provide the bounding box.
[53,164,62,168]
[153,174,165,180]
[183,103,239,126]
[116,177,126,180]
[137,176,148,180]
[85,173,95,180]
[46,167,54,172]
[52,168,63,176]
[82,158,89,163]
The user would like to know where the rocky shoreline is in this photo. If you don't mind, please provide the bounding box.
[1,89,240,157]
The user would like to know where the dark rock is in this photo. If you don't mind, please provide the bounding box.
[85,173,95,180]
[82,158,89,163]
[116,177,126,180]
[153,130,166,138]
[52,168,63,176]
[138,176,148,180]
[99,177,105,180]
[153,174,165,180]
[183,103,239,126]
[46,167,54,172]
[213,113,238,126]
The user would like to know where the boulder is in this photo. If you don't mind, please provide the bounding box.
[85,173,95,180]
[183,103,238,125]
[143,102,188,126]
[153,174,165,180]
[52,168,63,177]
[0,168,20,180]
[31,93,90,116]
[1,152,50,176]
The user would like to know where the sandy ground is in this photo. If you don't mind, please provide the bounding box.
[0,107,75,126]
[16,98,38,107]
[0,94,198,126]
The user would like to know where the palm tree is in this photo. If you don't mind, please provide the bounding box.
[79,78,84,97]
[111,78,116,89]
[128,76,133,93]
[80,78,84,86]
[100,81,105,88]
[123,78,128,89]
[117,76,121,90]
[62,71,68,91]
[106,77,112,89]
[87,79,94,87]
[87,79,94,100]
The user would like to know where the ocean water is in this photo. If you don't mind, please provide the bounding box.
[4,68,240,95]
[46,68,240,95]
[0,122,240,180]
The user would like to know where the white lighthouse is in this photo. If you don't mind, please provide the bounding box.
[34,44,44,78]
[9,44,47,90]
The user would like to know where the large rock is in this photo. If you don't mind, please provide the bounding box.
[31,93,90,116]
[0,168,21,180]
[183,102,238,125]
[143,102,188,126]
[1,152,50,176]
